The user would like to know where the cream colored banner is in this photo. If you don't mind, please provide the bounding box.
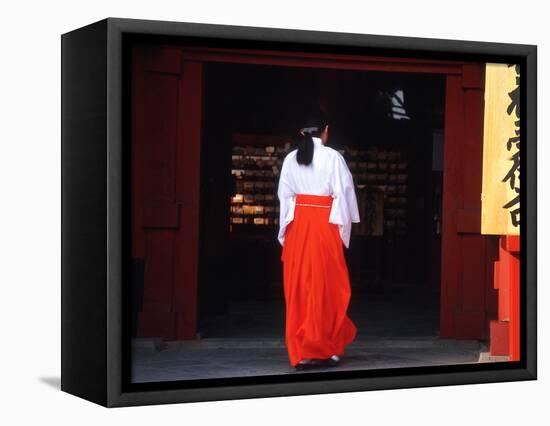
[481,63,520,235]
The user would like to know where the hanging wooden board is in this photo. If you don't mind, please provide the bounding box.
[481,63,520,235]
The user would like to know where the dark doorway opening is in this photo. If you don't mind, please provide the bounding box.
[197,62,446,340]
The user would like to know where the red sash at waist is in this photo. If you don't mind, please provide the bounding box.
[295,193,333,208]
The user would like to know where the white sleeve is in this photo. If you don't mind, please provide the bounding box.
[277,156,296,246]
[328,152,360,248]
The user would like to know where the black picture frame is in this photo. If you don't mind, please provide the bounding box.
[61,17,537,408]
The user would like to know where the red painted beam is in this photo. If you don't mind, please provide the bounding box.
[180,46,465,75]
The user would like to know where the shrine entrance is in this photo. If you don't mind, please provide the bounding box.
[131,45,497,341]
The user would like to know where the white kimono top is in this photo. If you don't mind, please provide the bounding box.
[277,137,360,248]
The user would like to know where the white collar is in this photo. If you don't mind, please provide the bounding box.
[312,137,323,146]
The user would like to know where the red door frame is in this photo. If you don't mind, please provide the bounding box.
[132,45,497,340]
[132,47,203,339]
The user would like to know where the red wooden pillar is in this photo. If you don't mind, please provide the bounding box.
[490,235,520,360]
[131,46,202,340]
[439,65,499,339]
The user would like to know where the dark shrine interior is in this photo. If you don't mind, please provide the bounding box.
[198,62,446,339]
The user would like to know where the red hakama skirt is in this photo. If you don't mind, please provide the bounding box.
[281,193,357,367]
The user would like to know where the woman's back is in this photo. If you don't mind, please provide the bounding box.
[280,136,340,196]
[277,136,360,249]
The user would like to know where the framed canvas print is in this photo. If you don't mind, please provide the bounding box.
[61,17,537,407]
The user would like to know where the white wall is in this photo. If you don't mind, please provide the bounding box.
[0,0,545,423]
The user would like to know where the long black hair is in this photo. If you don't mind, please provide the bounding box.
[296,113,329,166]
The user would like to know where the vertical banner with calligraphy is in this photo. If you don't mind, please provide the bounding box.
[481,63,520,235]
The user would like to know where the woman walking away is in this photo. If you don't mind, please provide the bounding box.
[277,112,360,371]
